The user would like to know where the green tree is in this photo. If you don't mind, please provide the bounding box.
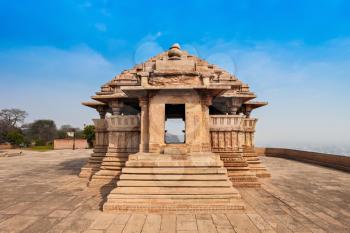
[27,120,57,146]
[83,125,95,148]
[75,129,84,139]
[0,108,27,143]
[6,131,25,146]
[56,124,74,139]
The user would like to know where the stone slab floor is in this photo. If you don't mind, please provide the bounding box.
[0,150,349,233]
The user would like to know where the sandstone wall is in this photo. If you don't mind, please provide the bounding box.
[257,147,350,172]
[0,144,13,150]
[54,139,88,150]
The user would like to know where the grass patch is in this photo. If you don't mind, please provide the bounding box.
[30,145,53,152]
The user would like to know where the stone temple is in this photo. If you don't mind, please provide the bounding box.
[80,43,269,212]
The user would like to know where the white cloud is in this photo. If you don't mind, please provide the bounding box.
[133,33,164,64]
[0,45,123,128]
[0,38,349,153]
[190,39,350,151]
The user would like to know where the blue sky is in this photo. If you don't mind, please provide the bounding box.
[1,0,350,153]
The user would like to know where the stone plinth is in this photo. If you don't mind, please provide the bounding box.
[209,115,263,186]
[79,119,108,179]
[88,115,140,187]
[103,152,244,212]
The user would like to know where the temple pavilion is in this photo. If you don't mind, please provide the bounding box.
[80,43,269,212]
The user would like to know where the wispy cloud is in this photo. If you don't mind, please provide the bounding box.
[95,23,107,32]
[133,32,164,64]
[0,45,123,127]
[189,39,350,149]
[0,37,349,153]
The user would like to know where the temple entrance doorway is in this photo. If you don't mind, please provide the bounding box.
[164,104,185,144]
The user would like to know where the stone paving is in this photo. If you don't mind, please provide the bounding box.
[0,149,349,233]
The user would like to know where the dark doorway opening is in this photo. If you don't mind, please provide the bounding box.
[165,104,185,144]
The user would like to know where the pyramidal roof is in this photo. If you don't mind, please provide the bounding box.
[88,43,261,104]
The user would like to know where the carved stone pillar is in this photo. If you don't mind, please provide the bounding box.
[109,100,123,115]
[97,106,107,119]
[139,97,149,152]
[243,106,253,118]
[138,72,149,87]
[78,118,108,179]
[228,98,242,115]
[201,95,212,152]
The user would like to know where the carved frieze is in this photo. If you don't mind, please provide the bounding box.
[148,75,202,86]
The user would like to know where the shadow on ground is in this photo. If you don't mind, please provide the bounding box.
[58,157,88,175]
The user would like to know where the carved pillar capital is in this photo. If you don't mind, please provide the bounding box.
[109,100,123,115]
[244,109,252,118]
[242,105,253,118]
[228,98,242,115]
[201,95,212,106]
[139,97,149,107]
[96,106,107,119]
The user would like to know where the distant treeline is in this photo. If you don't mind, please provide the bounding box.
[0,108,94,148]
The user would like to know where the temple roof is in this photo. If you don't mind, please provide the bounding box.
[243,101,268,110]
[88,43,263,104]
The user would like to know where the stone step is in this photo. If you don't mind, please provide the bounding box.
[99,166,122,171]
[93,170,122,176]
[225,167,250,171]
[90,175,120,179]
[101,161,126,166]
[116,180,232,187]
[122,167,227,174]
[119,174,228,181]
[105,153,129,158]
[125,161,222,167]
[101,157,128,162]
[103,202,245,212]
[89,157,104,161]
[111,187,237,195]
[231,182,260,187]
[163,146,188,155]
[224,163,250,167]
[107,194,238,199]
[228,171,257,177]
[106,197,241,204]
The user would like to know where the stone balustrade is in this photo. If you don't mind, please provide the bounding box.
[243,118,257,132]
[209,115,257,132]
[93,118,108,131]
[92,119,109,148]
[107,115,140,131]
[209,115,244,131]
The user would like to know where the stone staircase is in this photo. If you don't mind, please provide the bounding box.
[218,151,260,187]
[103,152,245,212]
[243,148,271,178]
[87,148,129,187]
[79,146,107,179]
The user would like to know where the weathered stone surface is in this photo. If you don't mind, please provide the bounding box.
[81,43,270,212]
[0,150,349,232]
[103,152,245,212]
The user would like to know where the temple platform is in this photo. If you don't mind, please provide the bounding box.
[103,152,245,212]
[0,149,349,232]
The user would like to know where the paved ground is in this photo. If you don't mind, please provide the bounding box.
[0,150,349,233]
